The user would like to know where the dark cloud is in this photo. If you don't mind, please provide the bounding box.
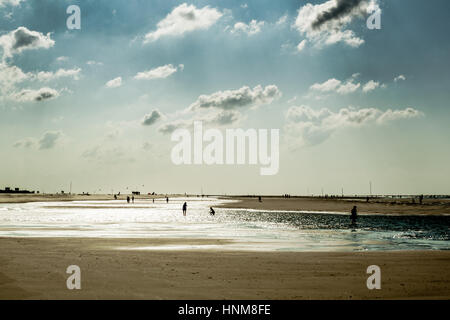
[12,27,39,50]
[38,131,61,149]
[312,0,365,30]
[13,87,59,102]
[142,110,162,126]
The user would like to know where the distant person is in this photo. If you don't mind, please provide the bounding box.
[210,207,215,216]
[152,198,155,203]
[182,202,187,216]
[132,195,135,203]
[258,196,262,202]
[127,196,130,204]
[366,196,369,203]
[350,206,357,224]
[114,194,117,200]
[419,194,424,205]
[166,197,169,203]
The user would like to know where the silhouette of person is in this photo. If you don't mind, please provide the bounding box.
[132,195,134,203]
[114,194,117,200]
[152,198,155,203]
[127,196,130,203]
[210,207,215,216]
[258,196,262,202]
[166,197,169,203]
[419,194,424,205]
[182,202,187,216]
[350,206,357,224]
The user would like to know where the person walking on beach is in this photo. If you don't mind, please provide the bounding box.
[182,202,187,216]
[132,195,134,203]
[166,196,169,203]
[210,207,215,216]
[350,206,357,224]
[127,196,130,204]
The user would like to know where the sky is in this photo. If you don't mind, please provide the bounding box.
[0,0,449,195]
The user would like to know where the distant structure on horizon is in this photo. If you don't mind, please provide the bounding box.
[0,187,35,194]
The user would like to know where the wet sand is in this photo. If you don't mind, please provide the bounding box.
[0,237,449,300]
[2,194,449,216]
[219,196,450,215]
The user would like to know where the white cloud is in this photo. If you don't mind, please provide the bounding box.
[134,64,181,80]
[87,60,103,66]
[188,85,281,111]
[144,3,223,42]
[294,0,380,48]
[105,77,122,88]
[362,80,380,92]
[142,109,163,126]
[158,109,244,135]
[276,14,288,25]
[231,20,264,35]
[0,0,23,7]
[310,76,381,95]
[0,26,54,59]
[310,78,342,92]
[297,40,307,52]
[56,56,68,62]
[36,68,81,82]
[285,105,423,147]
[394,74,406,82]
[376,107,423,124]
[0,63,30,88]
[12,87,60,102]
[336,80,360,94]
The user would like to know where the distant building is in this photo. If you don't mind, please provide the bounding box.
[0,187,35,194]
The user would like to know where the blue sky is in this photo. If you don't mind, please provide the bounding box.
[0,0,449,195]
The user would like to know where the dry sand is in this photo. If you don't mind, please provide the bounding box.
[219,196,450,215]
[0,237,449,300]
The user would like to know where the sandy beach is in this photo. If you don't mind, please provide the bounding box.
[1,237,449,300]
[0,196,449,300]
[219,196,450,215]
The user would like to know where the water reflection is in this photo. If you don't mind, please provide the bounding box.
[0,198,448,252]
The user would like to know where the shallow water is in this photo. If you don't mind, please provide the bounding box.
[0,197,448,252]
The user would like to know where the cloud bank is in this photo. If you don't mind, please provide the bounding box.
[285,105,423,147]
